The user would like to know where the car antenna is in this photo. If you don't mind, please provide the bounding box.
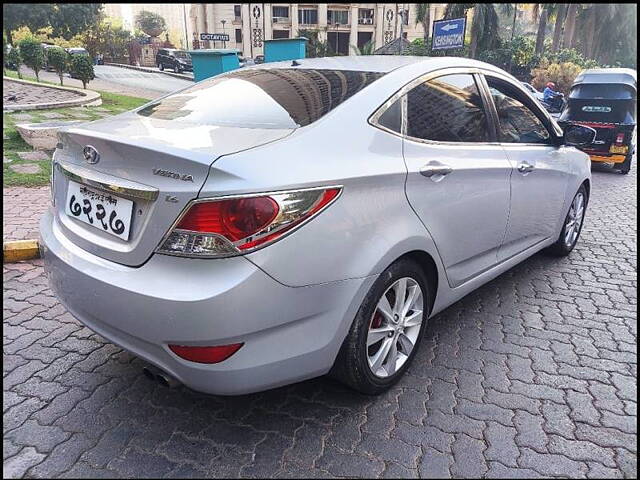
[291,60,301,66]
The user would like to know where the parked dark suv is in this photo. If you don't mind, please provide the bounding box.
[156,49,192,73]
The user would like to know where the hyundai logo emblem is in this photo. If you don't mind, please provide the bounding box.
[83,145,100,164]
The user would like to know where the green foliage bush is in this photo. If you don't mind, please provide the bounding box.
[17,36,44,81]
[6,46,23,78]
[46,46,68,85]
[69,54,94,89]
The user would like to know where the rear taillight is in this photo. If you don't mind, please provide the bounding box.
[157,186,342,258]
[615,133,625,145]
[169,343,243,363]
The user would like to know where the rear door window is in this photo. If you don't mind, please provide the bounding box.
[137,68,385,128]
[405,74,490,142]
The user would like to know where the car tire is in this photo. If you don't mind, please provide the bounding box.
[545,184,588,257]
[175,65,182,73]
[619,154,632,175]
[330,258,430,395]
[158,63,164,71]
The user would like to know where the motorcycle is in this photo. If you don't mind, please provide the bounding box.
[541,92,566,116]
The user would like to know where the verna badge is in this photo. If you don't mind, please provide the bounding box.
[82,145,100,164]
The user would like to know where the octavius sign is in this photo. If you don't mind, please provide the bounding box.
[200,33,230,42]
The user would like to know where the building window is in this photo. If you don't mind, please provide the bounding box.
[234,5,241,19]
[272,6,289,18]
[358,9,374,25]
[298,8,318,25]
[235,29,242,43]
[328,9,349,25]
[273,30,289,39]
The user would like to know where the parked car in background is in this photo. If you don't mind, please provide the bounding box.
[41,57,595,396]
[42,43,57,71]
[254,54,264,64]
[156,49,192,73]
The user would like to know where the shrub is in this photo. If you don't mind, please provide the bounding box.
[17,36,44,81]
[69,54,94,88]
[530,60,583,95]
[46,46,68,85]
[6,45,23,78]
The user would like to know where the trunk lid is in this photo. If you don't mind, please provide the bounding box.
[52,113,293,266]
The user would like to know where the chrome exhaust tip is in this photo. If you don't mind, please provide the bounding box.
[142,364,181,388]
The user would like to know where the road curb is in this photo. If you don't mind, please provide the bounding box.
[104,62,194,81]
[3,240,40,263]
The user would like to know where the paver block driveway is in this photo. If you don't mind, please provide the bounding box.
[3,163,637,478]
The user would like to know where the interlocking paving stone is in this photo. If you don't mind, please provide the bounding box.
[9,163,42,174]
[2,163,637,477]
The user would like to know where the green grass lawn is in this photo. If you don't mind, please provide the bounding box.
[3,71,148,187]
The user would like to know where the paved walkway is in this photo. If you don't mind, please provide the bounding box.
[2,163,637,478]
[3,187,50,241]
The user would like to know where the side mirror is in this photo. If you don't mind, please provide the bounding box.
[564,124,596,147]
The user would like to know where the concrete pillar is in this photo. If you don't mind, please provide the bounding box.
[206,4,217,48]
[375,3,385,48]
[198,3,207,47]
[264,3,273,40]
[291,4,299,36]
[318,4,328,42]
[242,4,252,57]
[349,4,358,54]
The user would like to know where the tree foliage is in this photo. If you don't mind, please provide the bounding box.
[135,11,167,37]
[351,40,375,55]
[17,36,44,81]
[46,46,67,85]
[6,44,22,78]
[69,54,94,89]
[81,19,132,61]
[530,60,583,94]
[3,3,102,42]
[297,29,334,58]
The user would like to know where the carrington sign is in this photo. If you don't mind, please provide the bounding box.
[431,18,466,50]
[200,33,230,42]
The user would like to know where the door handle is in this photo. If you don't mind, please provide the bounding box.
[517,162,535,174]
[420,163,453,178]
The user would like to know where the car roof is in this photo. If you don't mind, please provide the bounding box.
[247,55,507,75]
[573,68,637,89]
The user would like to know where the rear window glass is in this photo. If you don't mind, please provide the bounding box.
[137,68,385,128]
[569,84,634,100]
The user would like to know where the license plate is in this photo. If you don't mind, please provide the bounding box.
[65,181,133,240]
[609,145,628,154]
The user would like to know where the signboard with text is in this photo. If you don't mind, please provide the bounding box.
[200,33,230,42]
[431,18,466,50]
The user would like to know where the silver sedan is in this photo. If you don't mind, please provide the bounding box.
[40,56,595,395]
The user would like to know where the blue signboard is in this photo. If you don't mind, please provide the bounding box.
[432,17,466,50]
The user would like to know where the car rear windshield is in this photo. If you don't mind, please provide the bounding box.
[137,68,385,128]
[569,84,635,100]
[174,51,190,59]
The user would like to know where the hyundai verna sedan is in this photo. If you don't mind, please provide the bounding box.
[41,57,595,395]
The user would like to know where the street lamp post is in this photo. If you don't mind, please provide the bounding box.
[221,19,227,48]
[335,22,340,55]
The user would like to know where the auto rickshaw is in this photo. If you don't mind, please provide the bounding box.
[558,68,637,174]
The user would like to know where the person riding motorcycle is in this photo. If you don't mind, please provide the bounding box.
[543,82,564,111]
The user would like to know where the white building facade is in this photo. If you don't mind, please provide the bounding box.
[189,3,447,58]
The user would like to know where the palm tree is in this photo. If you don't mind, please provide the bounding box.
[351,40,375,55]
[415,4,431,45]
[468,4,499,59]
[444,3,472,20]
[562,4,579,49]
[533,4,556,55]
[591,3,637,65]
[497,4,518,43]
[551,4,567,52]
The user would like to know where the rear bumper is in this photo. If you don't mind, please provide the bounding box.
[40,209,375,395]
[589,154,627,164]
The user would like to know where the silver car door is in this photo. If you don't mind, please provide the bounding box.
[400,71,512,288]
[480,74,572,262]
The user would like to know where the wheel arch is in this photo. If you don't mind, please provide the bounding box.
[392,249,440,317]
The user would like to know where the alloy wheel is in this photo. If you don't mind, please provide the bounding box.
[564,192,585,248]
[366,277,424,378]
